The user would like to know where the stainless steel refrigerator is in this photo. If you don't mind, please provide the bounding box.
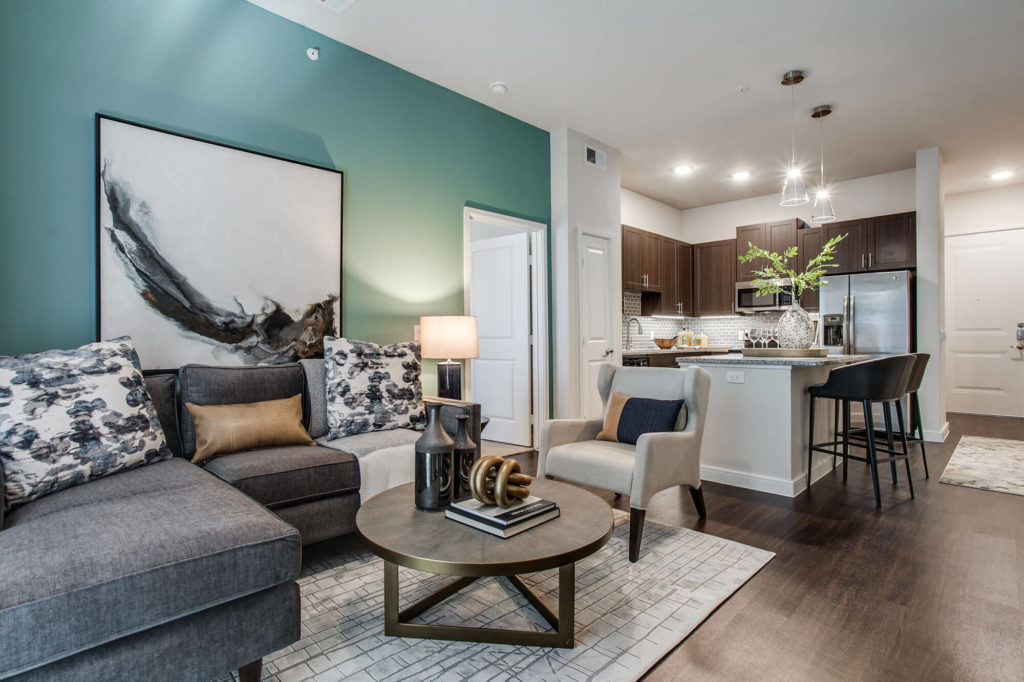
[818,270,914,356]
[818,270,915,426]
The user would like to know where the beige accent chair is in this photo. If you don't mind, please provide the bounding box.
[539,363,712,562]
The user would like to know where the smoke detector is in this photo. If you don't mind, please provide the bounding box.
[490,82,508,95]
[306,47,320,61]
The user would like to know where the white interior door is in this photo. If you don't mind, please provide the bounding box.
[945,228,1024,417]
[579,232,615,419]
[469,232,532,445]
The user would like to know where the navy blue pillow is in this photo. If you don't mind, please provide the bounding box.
[597,392,684,445]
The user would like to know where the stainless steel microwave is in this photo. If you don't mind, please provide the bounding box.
[735,279,793,313]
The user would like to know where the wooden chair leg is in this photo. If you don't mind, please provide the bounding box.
[628,508,646,563]
[895,401,915,499]
[688,485,707,519]
[239,659,262,682]
[882,402,897,485]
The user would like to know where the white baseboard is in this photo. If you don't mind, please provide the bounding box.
[700,457,837,498]
[923,421,949,443]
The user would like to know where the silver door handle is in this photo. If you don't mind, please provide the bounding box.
[842,295,850,355]
[868,252,873,268]
[843,294,851,352]
[642,274,648,287]
[861,253,866,269]
[604,347,614,356]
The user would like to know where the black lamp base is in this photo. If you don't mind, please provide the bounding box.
[437,361,462,400]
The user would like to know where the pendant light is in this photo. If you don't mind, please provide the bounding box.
[780,70,809,207]
[810,104,836,223]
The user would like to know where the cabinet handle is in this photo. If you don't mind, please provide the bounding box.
[861,253,866,269]
[868,252,873,268]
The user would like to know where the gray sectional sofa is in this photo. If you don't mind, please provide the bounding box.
[0,361,480,681]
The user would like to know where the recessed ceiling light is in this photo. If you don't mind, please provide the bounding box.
[490,81,508,95]
[991,170,1014,180]
[732,171,751,181]
[673,165,693,175]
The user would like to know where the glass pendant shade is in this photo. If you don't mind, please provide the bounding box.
[780,166,809,206]
[811,188,836,223]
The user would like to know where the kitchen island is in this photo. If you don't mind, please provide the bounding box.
[677,353,869,497]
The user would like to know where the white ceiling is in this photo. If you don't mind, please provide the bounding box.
[248,0,1024,210]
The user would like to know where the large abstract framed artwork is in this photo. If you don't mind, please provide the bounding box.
[96,115,343,369]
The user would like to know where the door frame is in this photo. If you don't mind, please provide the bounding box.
[576,229,617,417]
[463,207,549,448]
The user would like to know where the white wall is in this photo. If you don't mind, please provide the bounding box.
[945,182,1024,236]
[916,147,948,442]
[550,128,622,417]
[621,188,683,239]
[678,168,917,243]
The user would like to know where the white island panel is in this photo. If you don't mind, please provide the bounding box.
[678,354,868,497]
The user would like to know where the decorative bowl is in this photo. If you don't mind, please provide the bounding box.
[653,338,676,349]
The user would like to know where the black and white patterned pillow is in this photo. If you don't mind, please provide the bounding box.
[0,337,171,507]
[324,337,426,439]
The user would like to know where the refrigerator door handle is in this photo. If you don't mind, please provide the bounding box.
[842,296,849,355]
[849,295,856,354]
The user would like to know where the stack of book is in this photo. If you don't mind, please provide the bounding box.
[445,496,560,538]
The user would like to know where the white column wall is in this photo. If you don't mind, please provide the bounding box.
[550,128,622,418]
[915,147,949,442]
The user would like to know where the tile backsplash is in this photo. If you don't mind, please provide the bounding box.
[622,290,815,351]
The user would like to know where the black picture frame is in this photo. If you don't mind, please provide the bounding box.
[95,114,343,369]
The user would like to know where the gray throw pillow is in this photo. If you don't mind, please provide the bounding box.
[324,337,425,439]
[0,337,171,507]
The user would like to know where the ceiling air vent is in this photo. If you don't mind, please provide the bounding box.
[585,145,607,170]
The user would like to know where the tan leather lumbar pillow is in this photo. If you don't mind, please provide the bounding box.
[186,394,314,465]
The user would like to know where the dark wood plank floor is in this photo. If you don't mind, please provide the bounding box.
[516,413,1024,681]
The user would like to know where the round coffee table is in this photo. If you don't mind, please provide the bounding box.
[356,478,614,648]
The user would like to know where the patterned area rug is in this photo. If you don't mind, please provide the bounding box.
[235,511,773,682]
[940,435,1024,496]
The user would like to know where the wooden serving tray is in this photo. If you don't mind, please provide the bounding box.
[741,348,828,358]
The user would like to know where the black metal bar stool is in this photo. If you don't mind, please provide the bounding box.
[806,355,917,508]
[845,353,931,480]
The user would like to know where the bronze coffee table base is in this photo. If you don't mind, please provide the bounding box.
[383,561,576,648]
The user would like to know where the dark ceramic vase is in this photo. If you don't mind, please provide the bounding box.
[414,403,454,511]
[452,414,478,501]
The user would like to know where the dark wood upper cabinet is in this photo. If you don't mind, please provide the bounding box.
[768,219,800,257]
[797,227,823,311]
[622,225,645,289]
[676,241,694,316]
[867,212,916,271]
[735,223,768,281]
[695,238,737,316]
[640,237,694,316]
[823,212,916,274]
[622,224,662,291]
[825,220,867,273]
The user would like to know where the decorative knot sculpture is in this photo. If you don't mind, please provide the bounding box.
[468,455,532,507]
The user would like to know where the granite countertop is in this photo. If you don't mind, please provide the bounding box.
[676,353,871,367]
[623,346,734,356]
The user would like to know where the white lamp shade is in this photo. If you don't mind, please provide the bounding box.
[419,316,478,359]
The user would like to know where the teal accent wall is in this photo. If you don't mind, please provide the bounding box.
[0,0,550,393]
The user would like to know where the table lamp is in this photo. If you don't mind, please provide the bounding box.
[419,316,478,400]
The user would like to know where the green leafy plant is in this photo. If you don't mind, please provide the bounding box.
[737,232,846,302]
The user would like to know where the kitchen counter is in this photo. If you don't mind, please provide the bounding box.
[623,346,733,356]
[678,353,869,367]
[678,353,867,498]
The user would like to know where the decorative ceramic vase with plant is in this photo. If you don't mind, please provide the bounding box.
[738,233,846,349]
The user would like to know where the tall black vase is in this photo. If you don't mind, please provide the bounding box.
[414,403,454,511]
[452,414,478,501]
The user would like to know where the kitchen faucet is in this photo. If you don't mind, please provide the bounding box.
[625,317,643,350]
